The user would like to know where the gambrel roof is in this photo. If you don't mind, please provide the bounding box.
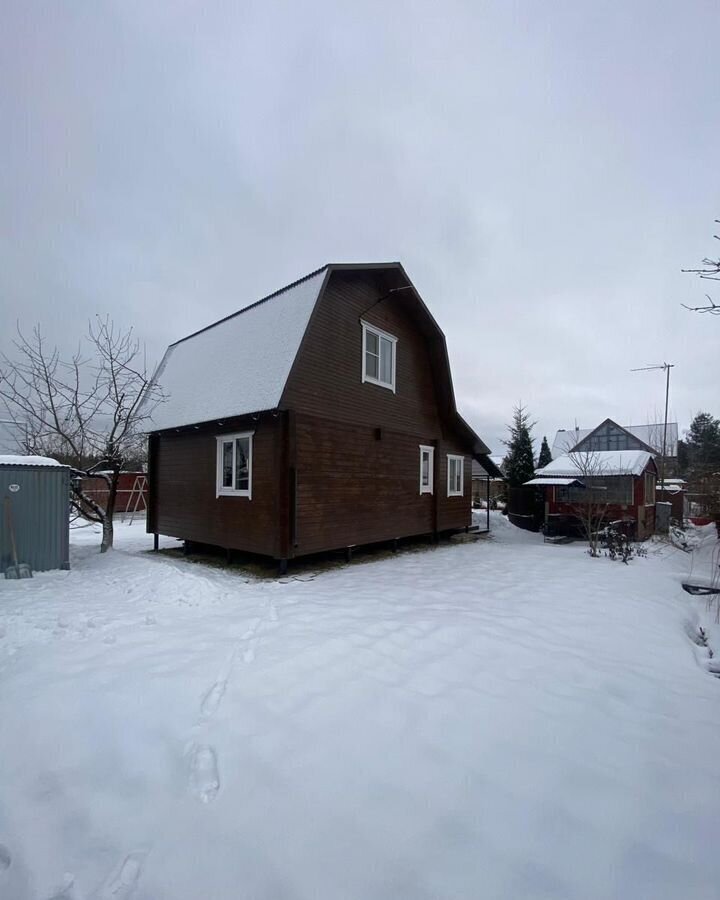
[146,262,493,459]
[148,266,328,432]
[551,420,678,458]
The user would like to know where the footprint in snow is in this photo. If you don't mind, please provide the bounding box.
[97,850,146,899]
[188,743,220,804]
[200,680,227,719]
[200,648,237,719]
[45,873,78,900]
[0,843,11,870]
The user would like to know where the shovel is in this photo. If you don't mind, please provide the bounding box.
[4,495,32,579]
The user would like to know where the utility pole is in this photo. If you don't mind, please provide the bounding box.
[630,363,675,487]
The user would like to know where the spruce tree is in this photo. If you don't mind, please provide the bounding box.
[503,405,536,488]
[686,412,720,469]
[538,436,552,469]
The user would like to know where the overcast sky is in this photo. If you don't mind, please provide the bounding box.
[1,1,718,454]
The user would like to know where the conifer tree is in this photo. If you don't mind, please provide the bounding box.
[685,412,720,469]
[538,436,552,469]
[503,405,536,488]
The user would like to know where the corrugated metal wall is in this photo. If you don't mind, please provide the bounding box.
[0,465,70,573]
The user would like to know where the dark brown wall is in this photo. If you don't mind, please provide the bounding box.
[290,414,471,556]
[150,415,282,557]
[281,269,445,434]
[282,270,473,555]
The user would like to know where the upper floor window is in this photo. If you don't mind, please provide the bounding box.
[216,432,253,498]
[447,455,464,496]
[361,321,397,392]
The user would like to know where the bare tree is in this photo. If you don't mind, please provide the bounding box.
[682,220,720,315]
[0,317,163,552]
[562,451,633,556]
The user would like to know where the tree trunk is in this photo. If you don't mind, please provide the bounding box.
[100,471,120,552]
[100,516,114,553]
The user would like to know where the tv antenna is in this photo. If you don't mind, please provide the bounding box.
[630,363,675,487]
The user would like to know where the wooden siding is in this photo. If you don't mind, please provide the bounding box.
[148,267,480,560]
[150,415,282,557]
[281,269,445,435]
[280,269,474,555]
[291,414,471,556]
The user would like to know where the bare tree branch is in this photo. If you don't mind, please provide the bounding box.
[0,318,164,551]
[682,220,720,315]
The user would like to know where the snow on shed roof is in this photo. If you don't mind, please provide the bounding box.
[0,455,66,468]
[551,422,678,458]
[147,267,328,431]
[525,477,585,487]
[537,450,653,477]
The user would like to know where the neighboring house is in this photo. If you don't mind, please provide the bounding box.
[471,459,505,507]
[552,419,678,472]
[527,449,658,539]
[145,262,501,570]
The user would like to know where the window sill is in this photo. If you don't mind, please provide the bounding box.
[217,490,251,499]
[362,374,395,393]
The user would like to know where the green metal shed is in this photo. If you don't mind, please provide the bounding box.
[0,456,70,573]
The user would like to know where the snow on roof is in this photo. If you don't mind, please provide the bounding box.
[0,455,65,468]
[525,477,585,486]
[551,422,678,458]
[148,268,328,431]
[537,450,653,477]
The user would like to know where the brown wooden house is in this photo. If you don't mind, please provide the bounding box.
[145,263,500,571]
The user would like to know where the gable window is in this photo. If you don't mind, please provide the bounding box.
[419,445,434,494]
[216,432,253,497]
[361,321,397,392]
[447,454,464,497]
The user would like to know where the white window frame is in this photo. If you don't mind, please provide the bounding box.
[447,454,464,497]
[419,445,434,495]
[361,320,397,393]
[216,431,253,498]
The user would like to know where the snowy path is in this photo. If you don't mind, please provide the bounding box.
[0,517,719,899]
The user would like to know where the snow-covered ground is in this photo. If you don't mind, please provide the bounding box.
[1,515,719,900]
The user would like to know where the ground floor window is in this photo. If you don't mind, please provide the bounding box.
[447,455,464,497]
[216,432,253,497]
[557,475,633,505]
[645,471,656,505]
[419,445,434,494]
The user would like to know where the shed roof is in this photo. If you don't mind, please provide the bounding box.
[524,477,585,487]
[0,455,66,468]
[537,450,654,477]
[472,457,504,479]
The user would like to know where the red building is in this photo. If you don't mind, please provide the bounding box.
[80,472,148,515]
[527,449,658,540]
